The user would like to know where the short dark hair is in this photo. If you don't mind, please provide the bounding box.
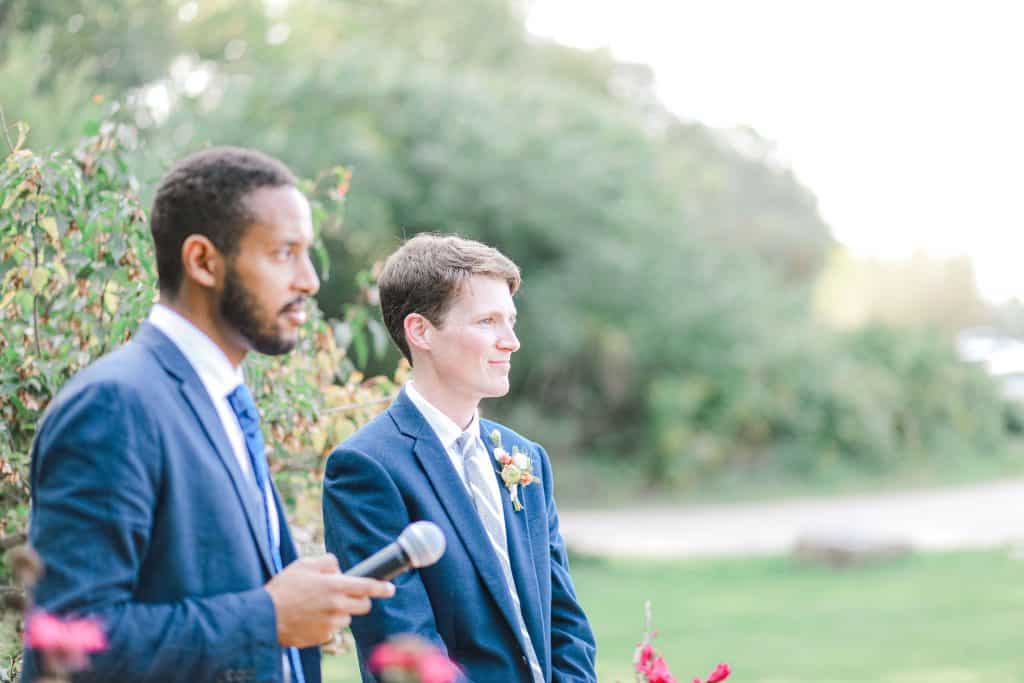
[150,146,297,296]
[378,233,521,362]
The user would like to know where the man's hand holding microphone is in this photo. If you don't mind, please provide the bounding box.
[264,521,445,648]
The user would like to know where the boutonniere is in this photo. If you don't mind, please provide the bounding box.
[489,429,539,512]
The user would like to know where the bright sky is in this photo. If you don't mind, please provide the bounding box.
[527,0,1024,302]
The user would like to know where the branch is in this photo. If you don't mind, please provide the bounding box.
[0,106,15,154]
[31,213,43,360]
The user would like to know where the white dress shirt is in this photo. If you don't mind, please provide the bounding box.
[404,381,506,516]
[404,381,544,683]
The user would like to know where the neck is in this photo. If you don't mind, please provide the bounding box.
[410,368,478,430]
[160,289,247,368]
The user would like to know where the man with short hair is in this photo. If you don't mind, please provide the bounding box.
[323,234,597,682]
[24,147,394,682]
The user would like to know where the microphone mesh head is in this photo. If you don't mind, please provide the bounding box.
[397,521,446,568]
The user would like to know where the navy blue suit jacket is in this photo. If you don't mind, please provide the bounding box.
[322,388,596,683]
[23,322,320,683]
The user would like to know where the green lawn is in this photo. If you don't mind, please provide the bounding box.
[324,549,1024,682]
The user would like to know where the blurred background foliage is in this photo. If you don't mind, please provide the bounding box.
[1,0,1020,498]
[5,1,1024,678]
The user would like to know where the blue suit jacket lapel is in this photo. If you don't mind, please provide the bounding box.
[480,423,548,672]
[390,390,534,658]
[134,322,275,577]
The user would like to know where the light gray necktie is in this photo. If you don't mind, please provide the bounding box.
[455,432,544,683]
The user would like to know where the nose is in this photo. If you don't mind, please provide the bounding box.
[296,250,320,295]
[498,323,520,353]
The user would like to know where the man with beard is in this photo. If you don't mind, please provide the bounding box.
[23,148,394,682]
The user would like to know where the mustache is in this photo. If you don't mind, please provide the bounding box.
[279,298,307,315]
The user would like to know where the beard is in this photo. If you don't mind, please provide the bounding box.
[219,264,299,356]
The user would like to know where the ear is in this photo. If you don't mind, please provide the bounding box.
[404,313,434,355]
[180,235,225,290]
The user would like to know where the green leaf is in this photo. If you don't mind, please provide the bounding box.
[30,267,49,293]
[39,216,59,243]
[103,286,120,314]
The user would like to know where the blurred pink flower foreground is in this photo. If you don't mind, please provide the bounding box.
[25,611,107,674]
[369,635,461,683]
[634,601,731,683]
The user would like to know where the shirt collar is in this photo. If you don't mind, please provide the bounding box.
[147,303,244,399]
[405,380,480,450]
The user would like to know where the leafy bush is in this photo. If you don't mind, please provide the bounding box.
[644,322,1010,485]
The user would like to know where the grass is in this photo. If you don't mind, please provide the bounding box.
[323,549,1024,682]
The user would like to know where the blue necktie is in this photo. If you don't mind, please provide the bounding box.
[227,384,306,683]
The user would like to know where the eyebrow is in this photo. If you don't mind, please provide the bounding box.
[273,238,312,248]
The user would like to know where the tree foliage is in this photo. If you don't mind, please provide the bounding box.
[2,0,1013,478]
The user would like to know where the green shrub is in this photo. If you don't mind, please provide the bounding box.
[644,322,1010,485]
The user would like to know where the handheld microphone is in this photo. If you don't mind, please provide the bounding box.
[345,521,446,581]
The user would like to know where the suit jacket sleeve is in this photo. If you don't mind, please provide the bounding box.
[323,446,448,682]
[536,444,598,683]
[25,382,280,682]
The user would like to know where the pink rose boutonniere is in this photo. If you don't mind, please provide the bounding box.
[489,429,539,512]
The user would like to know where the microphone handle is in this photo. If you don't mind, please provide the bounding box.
[346,543,411,581]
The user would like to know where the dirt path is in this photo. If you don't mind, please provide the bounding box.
[558,477,1024,558]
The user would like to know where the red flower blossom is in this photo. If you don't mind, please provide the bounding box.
[417,652,462,683]
[370,635,460,683]
[706,663,731,682]
[645,655,676,683]
[633,602,730,683]
[368,642,416,671]
[24,611,106,672]
[693,663,731,683]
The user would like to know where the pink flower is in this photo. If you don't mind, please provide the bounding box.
[636,642,676,683]
[692,663,731,683]
[417,652,462,683]
[645,655,677,683]
[24,613,65,651]
[369,636,460,683]
[705,663,731,683]
[368,642,415,671]
[24,611,106,673]
[634,603,729,683]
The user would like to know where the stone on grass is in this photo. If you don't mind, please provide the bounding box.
[792,529,913,568]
